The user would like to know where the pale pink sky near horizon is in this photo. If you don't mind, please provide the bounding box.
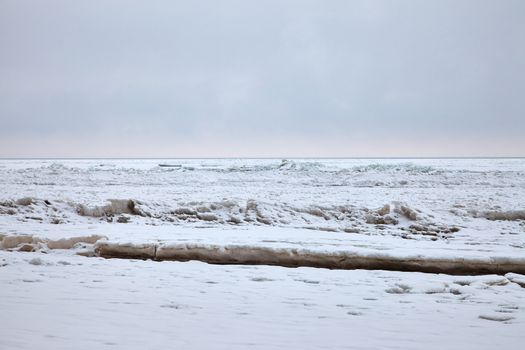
[1,0,524,157]
[1,133,523,158]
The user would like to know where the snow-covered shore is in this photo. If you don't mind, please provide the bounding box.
[1,249,524,350]
[1,158,524,349]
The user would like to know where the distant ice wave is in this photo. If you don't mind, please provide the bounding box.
[3,158,525,174]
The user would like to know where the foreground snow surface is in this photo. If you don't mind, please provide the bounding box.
[1,158,524,349]
[1,250,524,350]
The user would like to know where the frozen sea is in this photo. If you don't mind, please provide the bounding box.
[1,158,524,349]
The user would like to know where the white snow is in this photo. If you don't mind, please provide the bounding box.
[0,158,524,349]
[1,250,524,350]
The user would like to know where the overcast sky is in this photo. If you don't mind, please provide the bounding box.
[1,0,524,157]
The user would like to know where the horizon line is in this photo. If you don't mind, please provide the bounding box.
[1,156,524,160]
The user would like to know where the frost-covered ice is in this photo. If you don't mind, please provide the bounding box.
[0,158,524,349]
[1,158,524,263]
[2,158,525,234]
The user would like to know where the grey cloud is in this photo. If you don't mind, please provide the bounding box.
[0,0,524,156]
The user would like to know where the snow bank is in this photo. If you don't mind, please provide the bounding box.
[77,199,147,217]
[480,210,525,221]
[94,241,525,275]
[46,235,106,249]
[0,234,106,251]
[1,235,38,249]
[95,242,156,259]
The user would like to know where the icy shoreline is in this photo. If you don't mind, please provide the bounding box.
[1,158,524,349]
[2,226,525,275]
